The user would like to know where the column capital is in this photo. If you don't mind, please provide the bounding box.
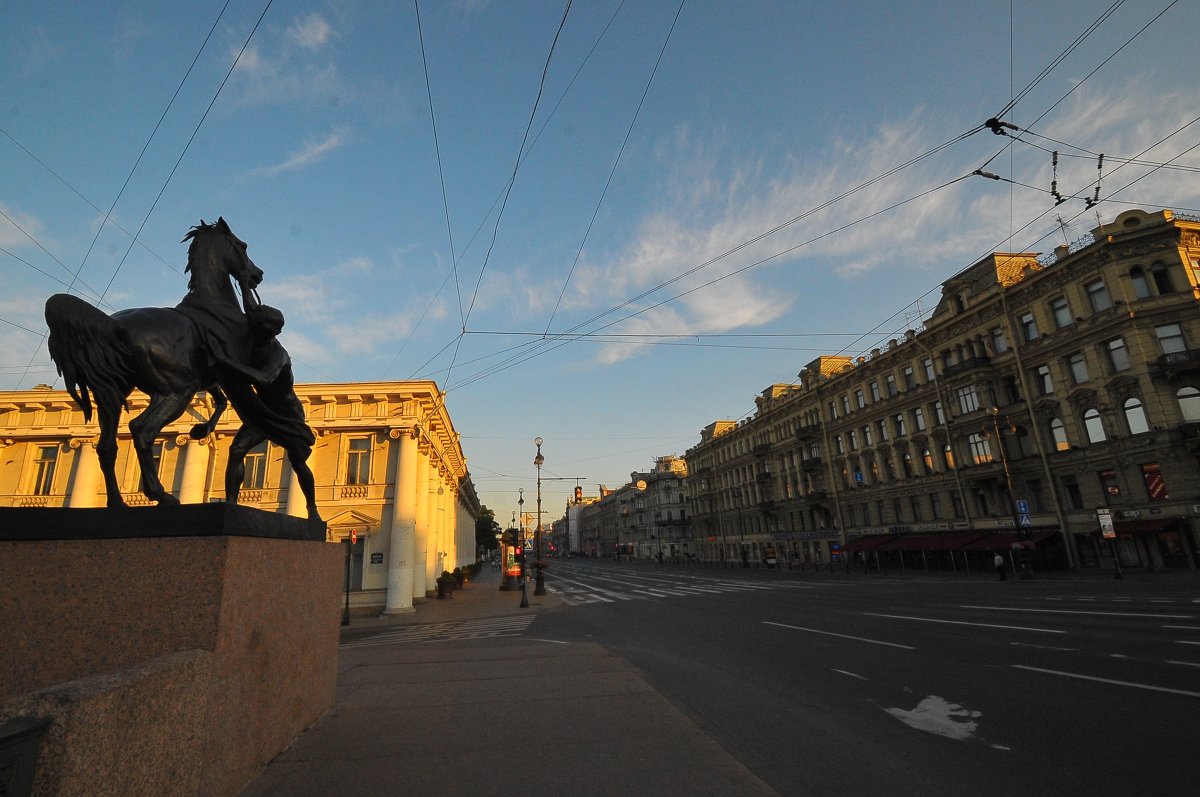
[68,436,98,450]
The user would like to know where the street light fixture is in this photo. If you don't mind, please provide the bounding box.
[518,489,528,607]
[533,437,546,595]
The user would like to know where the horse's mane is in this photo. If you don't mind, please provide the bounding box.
[181,220,215,289]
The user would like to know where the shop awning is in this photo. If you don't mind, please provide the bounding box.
[872,531,990,552]
[1110,517,1183,535]
[842,535,891,553]
[960,530,1058,552]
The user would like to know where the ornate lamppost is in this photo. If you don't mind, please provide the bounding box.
[518,489,528,607]
[533,437,546,595]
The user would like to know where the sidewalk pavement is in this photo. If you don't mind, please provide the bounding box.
[239,567,778,797]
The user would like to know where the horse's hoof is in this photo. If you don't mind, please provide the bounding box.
[156,494,180,506]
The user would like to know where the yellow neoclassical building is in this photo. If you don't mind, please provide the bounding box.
[0,380,478,615]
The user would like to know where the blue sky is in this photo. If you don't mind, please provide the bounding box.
[3,1,1198,522]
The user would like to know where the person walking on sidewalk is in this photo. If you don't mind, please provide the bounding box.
[994,552,1007,580]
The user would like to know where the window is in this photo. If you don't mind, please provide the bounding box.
[929,492,943,519]
[1178,387,1200,422]
[834,435,844,454]
[933,401,945,425]
[1123,397,1149,435]
[877,419,889,442]
[901,453,914,477]
[1049,418,1069,451]
[1061,476,1084,510]
[942,444,956,470]
[923,358,935,381]
[848,430,858,450]
[951,490,965,518]
[1085,279,1112,312]
[1019,312,1039,342]
[990,326,1009,354]
[1141,462,1169,501]
[1002,375,1021,404]
[33,444,58,496]
[1098,469,1121,503]
[870,381,881,402]
[893,413,906,437]
[968,433,993,465]
[842,396,851,415]
[1155,323,1186,354]
[902,366,916,389]
[243,441,268,489]
[855,389,866,409]
[1083,408,1107,444]
[1130,267,1150,299]
[1150,262,1173,294]
[346,437,372,485]
[909,495,923,522]
[885,374,897,397]
[828,400,838,420]
[1105,338,1130,372]
[922,448,934,472]
[1013,426,1035,457]
[863,426,873,447]
[1067,352,1089,384]
[913,407,926,431]
[1050,296,1072,328]
[1033,364,1054,395]
[957,385,981,414]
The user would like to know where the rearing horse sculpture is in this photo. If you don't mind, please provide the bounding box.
[45,218,263,508]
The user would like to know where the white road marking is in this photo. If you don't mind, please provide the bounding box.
[961,605,1193,620]
[1163,625,1200,631]
[1167,660,1200,669]
[1008,642,1076,652]
[885,696,981,742]
[830,668,868,680]
[763,620,914,650]
[1012,665,1200,698]
[866,612,1064,634]
[1176,640,1200,646]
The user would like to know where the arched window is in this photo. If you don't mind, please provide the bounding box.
[1050,418,1069,451]
[902,452,914,477]
[922,448,935,472]
[942,444,956,470]
[1151,262,1174,294]
[1129,267,1151,299]
[1083,408,1107,444]
[1123,397,1149,434]
[1177,386,1200,422]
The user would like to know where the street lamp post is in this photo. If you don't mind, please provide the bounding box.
[533,437,546,595]
[518,489,528,607]
[988,407,1030,578]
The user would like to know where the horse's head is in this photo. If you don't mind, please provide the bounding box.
[183,217,264,294]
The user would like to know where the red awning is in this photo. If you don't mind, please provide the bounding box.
[960,530,1058,552]
[842,535,891,553]
[1111,517,1182,535]
[872,531,990,552]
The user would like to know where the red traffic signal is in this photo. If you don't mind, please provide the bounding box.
[350,529,358,544]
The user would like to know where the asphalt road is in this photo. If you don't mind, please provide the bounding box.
[535,560,1199,796]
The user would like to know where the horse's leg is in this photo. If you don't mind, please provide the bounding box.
[128,391,194,504]
[95,397,127,509]
[225,426,264,505]
[190,387,227,440]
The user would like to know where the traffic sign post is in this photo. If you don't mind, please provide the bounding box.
[1097,509,1122,580]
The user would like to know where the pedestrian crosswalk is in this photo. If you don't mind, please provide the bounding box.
[341,614,537,648]
[548,575,797,607]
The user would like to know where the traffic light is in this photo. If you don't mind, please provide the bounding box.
[512,546,524,564]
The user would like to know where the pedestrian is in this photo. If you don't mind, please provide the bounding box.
[994,552,1007,580]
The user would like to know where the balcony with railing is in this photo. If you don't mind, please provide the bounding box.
[1153,349,1200,375]
[940,355,992,379]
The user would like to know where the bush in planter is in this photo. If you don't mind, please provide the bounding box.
[436,570,454,599]
[452,567,465,588]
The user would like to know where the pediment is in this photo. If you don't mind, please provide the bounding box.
[325,509,380,529]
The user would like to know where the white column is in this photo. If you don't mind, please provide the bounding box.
[67,438,102,508]
[413,446,431,599]
[175,435,210,504]
[383,430,417,615]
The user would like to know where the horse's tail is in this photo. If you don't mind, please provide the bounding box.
[44,294,131,423]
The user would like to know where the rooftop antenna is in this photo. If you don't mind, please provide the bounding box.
[1055,214,1071,246]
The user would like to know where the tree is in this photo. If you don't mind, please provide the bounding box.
[475,504,502,552]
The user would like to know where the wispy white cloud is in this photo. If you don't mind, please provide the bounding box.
[249,129,349,177]
[288,13,336,50]
[0,203,47,250]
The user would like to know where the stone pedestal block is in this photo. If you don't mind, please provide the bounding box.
[0,504,342,797]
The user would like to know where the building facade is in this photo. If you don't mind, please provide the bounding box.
[576,455,689,558]
[0,380,479,613]
[685,209,1200,573]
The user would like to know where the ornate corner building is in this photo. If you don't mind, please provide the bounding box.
[0,380,479,613]
[684,209,1200,573]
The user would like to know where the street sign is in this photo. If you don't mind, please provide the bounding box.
[1018,514,1033,528]
[1015,499,1029,514]
[1098,509,1115,539]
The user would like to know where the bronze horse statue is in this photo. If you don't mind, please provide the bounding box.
[45,218,263,508]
